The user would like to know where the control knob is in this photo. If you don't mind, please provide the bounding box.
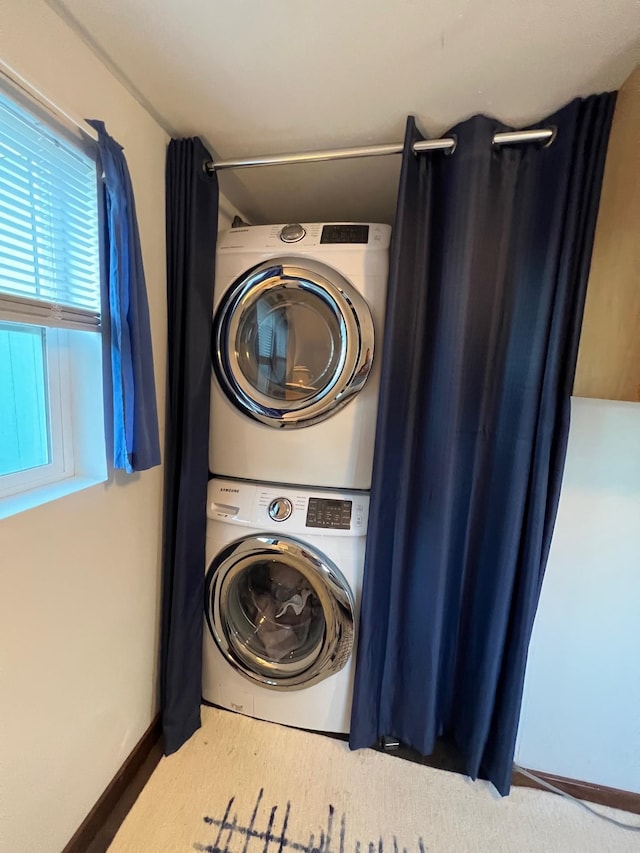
[268,497,293,522]
[279,224,306,243]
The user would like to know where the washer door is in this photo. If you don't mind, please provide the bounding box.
[213,258,374,428]
[205,535,355,690]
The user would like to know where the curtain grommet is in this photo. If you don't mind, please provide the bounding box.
[541,125,558,148]
[444,134,457,156]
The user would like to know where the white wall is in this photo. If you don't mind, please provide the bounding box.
[218,195,248,230]
[0,6,167,853]
[0,3,240,851]
[516,398,640,793]
[0,4,167,851]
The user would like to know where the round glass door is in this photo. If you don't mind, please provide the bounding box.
[213,258,374,428]
[235,286,343,403]
[205,535,354,689]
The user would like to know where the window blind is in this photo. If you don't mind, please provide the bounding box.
[0,91,101,331]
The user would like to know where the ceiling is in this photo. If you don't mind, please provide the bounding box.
[50,0,640,225]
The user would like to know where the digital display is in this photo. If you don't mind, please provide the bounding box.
[320,225,369,244]
[305,498,352,529]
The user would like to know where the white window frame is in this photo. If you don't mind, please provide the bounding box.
[0,78,107,519]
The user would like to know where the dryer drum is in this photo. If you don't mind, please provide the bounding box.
[205,534,355,690]
[212,258,375,428]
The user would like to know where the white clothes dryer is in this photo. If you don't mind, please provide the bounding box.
[209,222,391,490]
[202,477,369,734]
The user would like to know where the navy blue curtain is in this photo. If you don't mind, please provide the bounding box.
[88,120,161,472]
[161,139,218,753]
[350,95,616,794]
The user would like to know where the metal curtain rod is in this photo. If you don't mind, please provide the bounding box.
[205,127,555,173]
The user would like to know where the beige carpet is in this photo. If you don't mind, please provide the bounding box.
[108,706,638,853]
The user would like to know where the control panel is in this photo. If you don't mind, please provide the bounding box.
[207,478,369,536]
[320,224,369,244]
[217,222,391,252]
[305,497,352,530]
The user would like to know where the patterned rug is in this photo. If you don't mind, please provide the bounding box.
[108,706,637,853]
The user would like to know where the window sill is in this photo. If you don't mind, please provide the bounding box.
[0,473,107,520]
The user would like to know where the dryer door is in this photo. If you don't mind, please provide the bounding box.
[205,534,355,690]
[212,258,374,428]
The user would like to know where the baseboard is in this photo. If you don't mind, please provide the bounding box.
[62,714,163,853]
[513,766,640,815]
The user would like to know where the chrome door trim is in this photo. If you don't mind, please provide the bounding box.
[204,535,355,690]
[212,258,374,428]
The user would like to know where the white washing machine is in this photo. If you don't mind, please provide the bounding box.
[209,222,391,490]
[202,477,369,734]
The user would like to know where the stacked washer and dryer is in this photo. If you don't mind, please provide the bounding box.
[203,222,391,734]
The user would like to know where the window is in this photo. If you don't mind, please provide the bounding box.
[0,86,106,518]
